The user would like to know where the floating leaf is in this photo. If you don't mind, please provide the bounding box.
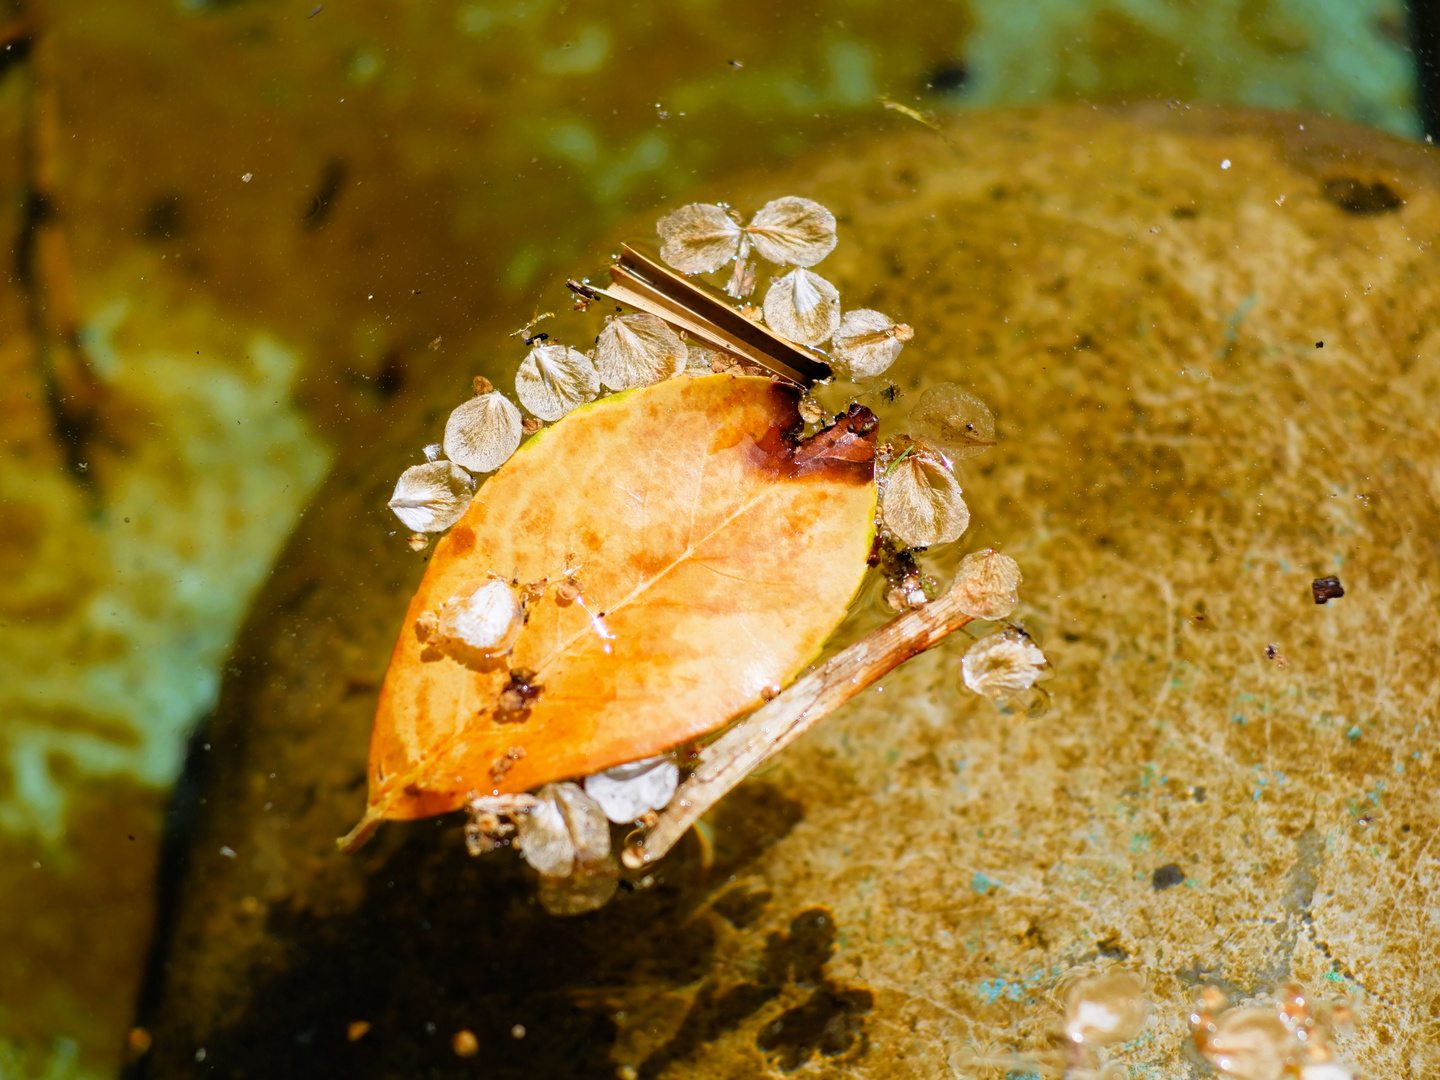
[762,268,841,346]
[961,629,1047,699]
[908,383,996,459]
[388,461,476,533]
[584,755,680,823]
[880,448,969,548]
[831,308,913,379]
[745,196,837,267]
[443,390,523,473]
[594,313,686,391]
[347,375,876,842]
[515,343,599,420]
[656,202,743,273]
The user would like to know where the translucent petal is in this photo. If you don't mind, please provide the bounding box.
[387,461,475,533]
[762,268,841,346]
[594,313,686,391]
[1202,1008,1300,1080]
[685,342,721,374]
[961,629,1047,699]
[881,450,969,548]
[433,578,524,664]
[1063,970,1147,1047]
[584,755,680,823]
[515,782,612,877]
[745,196,838,267]
[536,855,619,915]
[656,203,743,274]
[908,383,997,460]
[442,391,523,473]
[952,548,1022,621]
[515,343,599,420]
[831,308,912,379]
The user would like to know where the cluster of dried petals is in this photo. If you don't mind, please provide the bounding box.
[426,579,525,665]
[443,387,523,473]
[656,196,837,278]
[908,383,997,460]
[1064,969,1148,1047]
[762,268,841,346]
[831,309,913,379]
[952,549,1022,621]
[584,755,680,823]
[961,628,1047,699]
[515,343,599,420]
[880,448,970,549]
[595,313,686,391]
[387,460,476,533]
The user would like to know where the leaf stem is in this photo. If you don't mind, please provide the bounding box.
[623,581,975,869]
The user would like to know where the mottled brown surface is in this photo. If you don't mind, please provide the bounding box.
[137,105,1440,1079]
[364,375,875,826]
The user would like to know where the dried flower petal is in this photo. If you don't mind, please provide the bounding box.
[745,196,838,267]
[831,308,913,379]
[961,629,1047,699]
[952,549,1022,621]
[443,391,523,473]
[595,313,686,391]
[584,755,680,823]
[387,461,476,533]
[762,268,841,346]
[432,579,524,665]
[1063,970,1148,1047]
[881,449,970,548]
[1202,1007,1301,1080]
[685,342,722,374]
[656,202,743,274]
[515,343,599,420]
[515,782,612,878]
[908,383,997,460]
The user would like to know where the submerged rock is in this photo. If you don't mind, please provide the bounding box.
[133,106,1440,1079]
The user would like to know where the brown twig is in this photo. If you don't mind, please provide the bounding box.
[623,581,977,869]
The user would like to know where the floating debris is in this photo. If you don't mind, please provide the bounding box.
[1312,576,1344,604]
[762,268,841,346]
[961,628,1047,699]
[387,460,476,533]
[908,383,997,459]
[881,447,970,548]
[831,308,913,379]
[1064,969,1148,1047]
[515,343,599,420]
[594,313,686,391]
[951,548,1022,621]
[744,196,838,267]
[443,384,523,473]
[584,755,680,823]
[420,579,525,665]
[656,196,837,298]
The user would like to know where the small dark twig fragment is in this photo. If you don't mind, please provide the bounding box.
[1312,576,1345,604]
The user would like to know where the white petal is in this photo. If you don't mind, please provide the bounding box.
[831,308,910,379]
[762,268,840,346]
[435,579,524,662]
[961,630,1048,699]
[745,196,838,267]
[442,391,523,473]
[656,203,743,274]
[517,782,611,877]
[881,450,970,548]
[387,461,475,533]
[515,344,599,420]
[908,383,996,459]
[952,549,1022,621]
[584,756,680,822]
[594,313,686,391]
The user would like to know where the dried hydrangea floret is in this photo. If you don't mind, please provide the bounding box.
[428,578,524,665]
[584,755,680,823]
[514,343,599,420]
[831,308,913,379]
[762,268,841,346]
[952,549,1022,621]
[880,448,970,549]
[594,312,686,391]
[961,628,1047,699]
[908,383,997,460]
[387,460,476,533]
[656,196,838,297]
[1063,969,1148,1047]
[443,387,523,473]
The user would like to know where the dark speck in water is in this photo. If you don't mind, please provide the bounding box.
[1312,576,1344,604]
[924,63,968,93]
[1322,177,1404,215]
[1152,863,1185,890]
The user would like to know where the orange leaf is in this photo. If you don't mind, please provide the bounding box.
[347,375,876,844]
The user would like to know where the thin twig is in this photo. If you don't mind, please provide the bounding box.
[623,582,977,868]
